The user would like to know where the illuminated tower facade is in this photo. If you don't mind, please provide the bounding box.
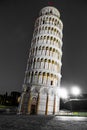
[18,6,63,115]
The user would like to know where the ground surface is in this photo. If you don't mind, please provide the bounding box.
[0,115,87,130]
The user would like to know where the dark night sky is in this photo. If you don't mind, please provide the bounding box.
[0,0,87,94]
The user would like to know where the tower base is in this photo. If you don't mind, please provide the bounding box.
[18,86,60,115]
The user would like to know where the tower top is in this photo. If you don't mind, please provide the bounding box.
[39,6,60,18]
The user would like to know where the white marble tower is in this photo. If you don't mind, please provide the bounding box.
[18,6,63,115]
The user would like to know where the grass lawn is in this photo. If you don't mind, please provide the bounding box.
[0,105,14,109]
[73,112,87,116]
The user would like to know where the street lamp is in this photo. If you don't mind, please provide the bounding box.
[69,86,81,112]
[71,86,81,96]
[59,85,81,112]
[59,88,68,99]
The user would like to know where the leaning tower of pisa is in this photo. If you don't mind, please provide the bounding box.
[18,6,63,115]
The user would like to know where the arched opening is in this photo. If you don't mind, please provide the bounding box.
[51,80,53,85]
[30,105,36,115]
[42,72,47,84]
[50,10,52,14]
[43,20,45,24]
[38,72,42,84]
[30,97,37,115]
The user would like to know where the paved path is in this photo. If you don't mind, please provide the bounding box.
[0,115,87,130]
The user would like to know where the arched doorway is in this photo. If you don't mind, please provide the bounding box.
[30,97,37,115]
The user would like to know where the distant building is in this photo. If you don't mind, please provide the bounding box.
[10,91,21,106]
[11,91,20,99]
[60,94,87,112]
[18,6,63,115]
[0,91,20,106]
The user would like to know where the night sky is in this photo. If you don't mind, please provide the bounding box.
[0,0,87,94]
